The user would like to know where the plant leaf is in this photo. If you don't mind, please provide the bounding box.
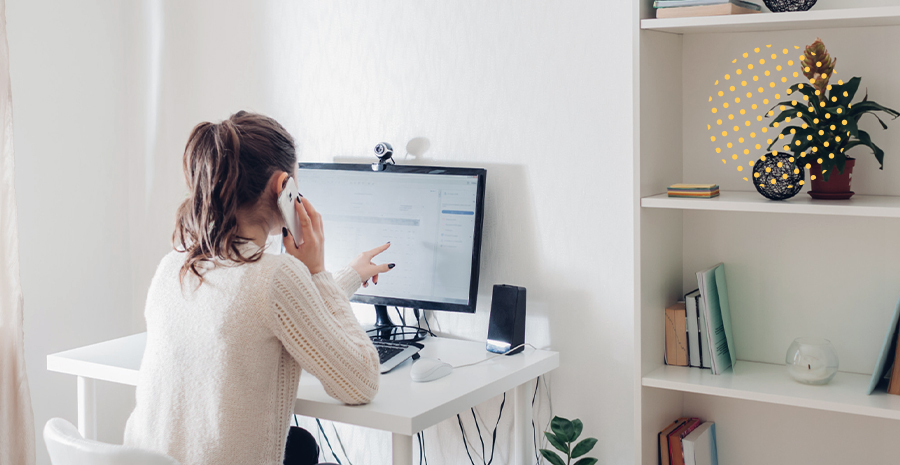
[857,130,885,169]
[861,112,890,130]
[540,449,566,465]
[848,101,900,119]
[545,431,568,454]
[571,438,598,458]
[572,419,584,441]
[573,458,599,465]
[830,77,860,107]
[551,416,576,443]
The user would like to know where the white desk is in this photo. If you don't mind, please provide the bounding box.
[47,333,559,465]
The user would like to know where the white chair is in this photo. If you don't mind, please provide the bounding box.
[43,418,180,465]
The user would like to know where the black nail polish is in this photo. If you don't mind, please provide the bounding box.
[296,196,301,204]
[388,263,395,269]
[282,227,287,237]
[299,193,303,197]
[387,241,391,244]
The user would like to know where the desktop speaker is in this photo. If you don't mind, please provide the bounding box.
[486,284,526,354]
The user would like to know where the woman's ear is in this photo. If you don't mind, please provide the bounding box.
[271,171,289,196]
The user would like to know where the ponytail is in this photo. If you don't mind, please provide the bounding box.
[174,111,296,287]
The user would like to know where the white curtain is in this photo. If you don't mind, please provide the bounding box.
[0,0,35,463]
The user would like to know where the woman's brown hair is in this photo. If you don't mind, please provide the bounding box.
[173,111,296,286]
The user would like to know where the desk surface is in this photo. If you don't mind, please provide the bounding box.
[47,333,559,435]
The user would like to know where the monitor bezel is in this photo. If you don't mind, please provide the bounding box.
[297,162,486,314]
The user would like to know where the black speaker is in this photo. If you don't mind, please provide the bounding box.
[486,284,526,354]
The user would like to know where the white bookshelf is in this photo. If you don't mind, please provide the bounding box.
[642,191,900,218]
[635,2,900,464]
[643,361,900,421]
[642,6,900,34]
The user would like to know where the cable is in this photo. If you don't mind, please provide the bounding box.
[452,343,539,369]
[531,378,541,465]
[422,310,433,335]
[395,307,406,326]
[331,422,353,465]
[422,431,428,465]
[315,419,342,465]
[486,393,506,465]
[365,325,434,342]
[457,414,478,465]
[471,408,487,465]
[417,433,423,465]
[293,414,299,427]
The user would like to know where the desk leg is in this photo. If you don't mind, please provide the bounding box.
[513,381,533,465]
[392,432,412,465]
[76,376,97,440]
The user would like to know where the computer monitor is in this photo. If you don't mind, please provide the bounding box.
[296,163,486,337]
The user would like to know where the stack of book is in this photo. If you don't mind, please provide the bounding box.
[665,263,736,375]
[654,0,762,19]
[667,184,720,199]
[659,418,718,465]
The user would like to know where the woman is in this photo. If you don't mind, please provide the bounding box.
[124,111,390,465]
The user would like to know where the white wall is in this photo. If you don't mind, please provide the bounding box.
[7,2,141,464]
[10,1,637,464]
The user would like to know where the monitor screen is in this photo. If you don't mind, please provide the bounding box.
[296,163,486,313]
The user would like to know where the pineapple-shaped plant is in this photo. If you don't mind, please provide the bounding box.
[766,39,899,181]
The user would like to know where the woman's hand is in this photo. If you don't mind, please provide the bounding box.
[350,243,395,288]
[283,197,325,275]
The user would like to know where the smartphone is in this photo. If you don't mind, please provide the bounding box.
[278,177,303,248]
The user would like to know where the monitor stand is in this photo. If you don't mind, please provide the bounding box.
[371,304,425,343]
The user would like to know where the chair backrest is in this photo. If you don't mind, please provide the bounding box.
[44,418,180,465]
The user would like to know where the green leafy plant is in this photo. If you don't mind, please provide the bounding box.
[539,416,598,465]
[766,39,899,181]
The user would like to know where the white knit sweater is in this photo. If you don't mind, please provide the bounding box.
[123,246,380,465]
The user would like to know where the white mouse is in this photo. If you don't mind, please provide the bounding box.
[410,357,453,382]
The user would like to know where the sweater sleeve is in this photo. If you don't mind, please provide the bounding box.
[266,256,380,405]
[331,267,363,300]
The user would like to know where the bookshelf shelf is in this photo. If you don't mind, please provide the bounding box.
[643,361,900,421]
[641,191,900,218]
[641,6,900,34]
[637,3,900,462]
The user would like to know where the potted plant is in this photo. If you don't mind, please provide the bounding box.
[766,39,899,199]
[539,416,598,465]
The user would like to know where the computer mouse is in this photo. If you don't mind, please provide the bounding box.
[410,357,453,382]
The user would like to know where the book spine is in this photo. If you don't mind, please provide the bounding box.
[666,308,677,365]
[888,332,900,395]
[676,309,688,366]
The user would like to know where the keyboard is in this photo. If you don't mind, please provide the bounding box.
[372,340,422,373]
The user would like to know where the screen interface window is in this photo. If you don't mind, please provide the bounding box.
[297,169,479,306]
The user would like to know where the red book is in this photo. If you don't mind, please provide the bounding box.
[658,418,687,465]
[668,417,702,465]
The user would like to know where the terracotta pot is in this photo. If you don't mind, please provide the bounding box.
[808,158,855,200]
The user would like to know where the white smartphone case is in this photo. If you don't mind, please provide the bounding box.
[278,177,303,248]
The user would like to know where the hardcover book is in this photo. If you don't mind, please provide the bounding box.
[696,263,736,375]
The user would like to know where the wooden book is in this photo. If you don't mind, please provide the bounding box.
[656,3,761,18]
[665,303,688,366]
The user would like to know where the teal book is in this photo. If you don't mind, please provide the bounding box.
[697,263,736,375]
[867,294,900,394]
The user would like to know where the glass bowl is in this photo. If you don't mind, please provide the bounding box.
[785,337,838,385]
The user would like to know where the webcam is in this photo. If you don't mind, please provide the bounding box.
[372,142,394,171]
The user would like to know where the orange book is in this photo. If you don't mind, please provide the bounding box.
[668,417,702,465]
[659,418,687,465]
